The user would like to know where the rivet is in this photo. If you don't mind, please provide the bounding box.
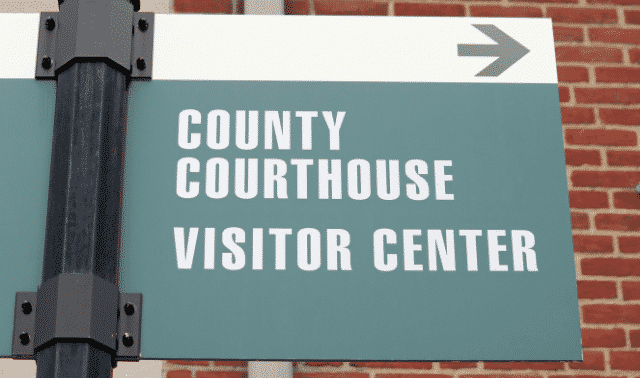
[21,302,32,315]
[45,18,55,31]
[19,333,30,346]
[122,333,134,347]
[124,303,135,316]
[136,58,146,71]
[138,18,148,32]
[42,56,52,70]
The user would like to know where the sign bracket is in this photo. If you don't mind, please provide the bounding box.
[11,287,142,363]
[8,0,153,374]
[35,7,154,79]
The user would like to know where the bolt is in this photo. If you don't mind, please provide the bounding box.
[45,18,55,31]
[138,18,148,32]
[122,333,134,347]
[136,58,146,71]
[21,302,32,315]
[19,333,30,346]
[41,56,52,70]
[124,303,135,316]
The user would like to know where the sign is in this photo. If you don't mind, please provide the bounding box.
[1,14,581,361]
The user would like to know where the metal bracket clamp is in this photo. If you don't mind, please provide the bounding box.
[35,8,154,79]
[11,274,142,362]
[117,293,143,361]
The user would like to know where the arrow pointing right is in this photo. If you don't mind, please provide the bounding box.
[458,24,530,77]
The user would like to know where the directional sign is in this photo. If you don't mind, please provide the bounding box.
[457,24,530,77]
[1,14,580,361]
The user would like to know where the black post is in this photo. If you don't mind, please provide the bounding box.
[26,0,149,375]
[35,60,128,377]
[10,0,152,374]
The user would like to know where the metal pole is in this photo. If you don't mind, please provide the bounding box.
[244,0,283,17]
[243,0,293,377]
[35,60,128,378]
[33,0,135,372]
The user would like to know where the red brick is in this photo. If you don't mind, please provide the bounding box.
[169,372,193,378]
[590,27,640,44]
[350,362,433,369]
[610,351,640,370]
[558,66,590,83]
[582,327,626,347]
[572,212,591,229]
[168,360,209,366]
[294,374,369,378]
[214,361,248,367]
[609,151,640,167]
[576,88,640,104]
[629,49,640,64]
[578,280,618,299]
[174,0,232,13]
[631,329,640,346]
[462,376,540,378]
[590,0,640,4]
[569,191,609,209]
[559,86,571,102]
[554,26,584,42]
[573,171,640,188]
[314,1,387,15]
[285,0,309,15]
[512,0,577,3]
[197,373,247,378]
[619,236,640,253]
[547,7,618,24]
[439,362,477,369]
[378,375,449,378]
[561,108,595,124]
[574,235,613,252]
[565,129,635,146]
[556,46,622,63]
[484,362,564,370]
[614,192,640,210]
[469,5,543,18]
[394,3,464,17]
[596,214,640,230]
[567,351,606,370]
[583,304,640,323]
[566,149,601,166]
[626,10,640,25]
[304,362,343,367]
[600,108,640,126]
[582,258,640,276]
[622,281,640,300]
[596,67,640,83]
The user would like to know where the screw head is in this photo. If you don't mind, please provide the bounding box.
[19,333,30,346]
[45,18,55,31]
[136,58,146,71]
[122,333,134,347]
[138,18,148,32]
[21,302,32,315]
[41,56,52,70]
[124,303,135,316]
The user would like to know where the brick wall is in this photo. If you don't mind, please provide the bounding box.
[164,0,640,377]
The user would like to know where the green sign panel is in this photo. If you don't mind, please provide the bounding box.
[1,14,581,361]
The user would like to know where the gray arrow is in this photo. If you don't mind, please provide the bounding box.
[458,24,530,77]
